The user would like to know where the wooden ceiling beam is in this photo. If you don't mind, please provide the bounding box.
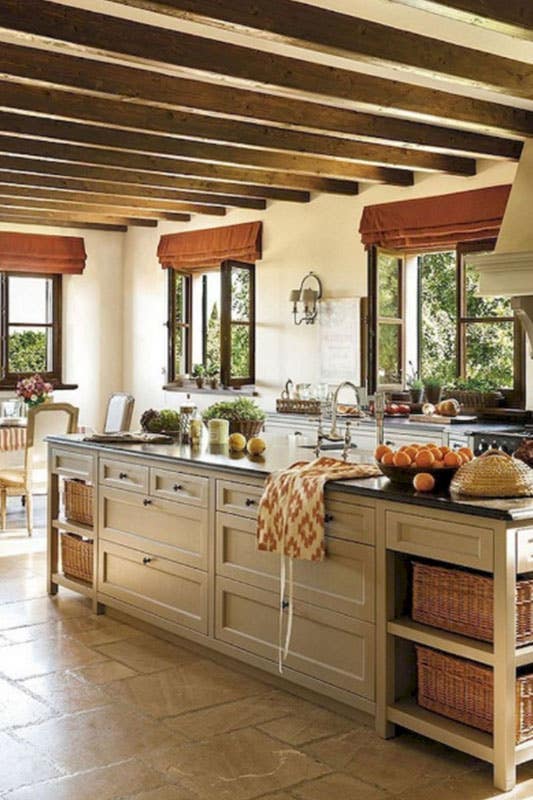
[0,207,158,227]
[0,213,127,232]
[110,0,533,98]
[0,194,192,221]
[0,5,531,135]
[0,46,522,158]
[0,182,226,215]
[0,170,265,210]
[0,111,415,184]
[389,1,533,41]
[0,156,309,203]
[0,137,362,194]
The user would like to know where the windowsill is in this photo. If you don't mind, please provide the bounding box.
[0,383,79,392]
[163,382,258,397]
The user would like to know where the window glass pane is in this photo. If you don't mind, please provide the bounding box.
[174,326,187,375]
[465,321,514,389]
[205,272,221,374]
[231,267,250,322]
[174,274,187,326]
[378,323,401,384]
[8,326,51,373]
[465,261,513,318]
[9,276,52,325]
[377,254,401,318]
[419,251,457,384]
[231,324,250,379]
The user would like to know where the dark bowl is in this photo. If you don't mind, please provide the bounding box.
[378,462,459,490]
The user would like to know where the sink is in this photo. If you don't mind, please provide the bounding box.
[299,442,358,450]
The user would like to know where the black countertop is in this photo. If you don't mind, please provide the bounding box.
[48,434,533,522]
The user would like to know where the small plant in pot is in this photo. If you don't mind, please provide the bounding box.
[202,398,266,438]
[192,364,206,389]
[207,365,220,390]
[406,362,424,404]
[423,377,443,405]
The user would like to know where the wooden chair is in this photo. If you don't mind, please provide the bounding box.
[103,393,135,433]
[0,402,78,536]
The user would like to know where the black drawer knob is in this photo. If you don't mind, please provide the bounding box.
[325,513,334,523]
[142,556,153,565]
[143,498,152,506]
[173,484,183,492]
[119,472,128,480]
[245,498,257,507]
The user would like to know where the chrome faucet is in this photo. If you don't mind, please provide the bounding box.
[329,381,360,440]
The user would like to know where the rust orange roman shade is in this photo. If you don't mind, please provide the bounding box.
[158,221,262,271]
[0,231,86,274]
[359,184,511,252]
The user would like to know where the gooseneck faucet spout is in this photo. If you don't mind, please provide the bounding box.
[329,381,360,440]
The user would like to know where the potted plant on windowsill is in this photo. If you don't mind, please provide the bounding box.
[207,365,220,391]
[192,364,206,389]
[406,362,424,404]
[443,378,503,413]
[423,377,443,406]
[202,398,266,438]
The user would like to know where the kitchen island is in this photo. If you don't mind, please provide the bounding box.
[47,434,533,792]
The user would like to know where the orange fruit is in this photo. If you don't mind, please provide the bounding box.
[374,444,392,462]
[443,451,462,467]
[439,446,450,458]
[381,451,395,466]
[458,447,474,462]
[404,446,418,461]
[433,459,445,469]
[415,449,435,468]
[413,472,436,492]
[393,450,412,467]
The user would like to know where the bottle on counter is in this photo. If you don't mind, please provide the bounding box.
[190,408,203,448]
[179,394,197,445]
[208,418,229,446]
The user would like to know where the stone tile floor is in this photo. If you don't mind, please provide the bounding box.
[0,499,533,798]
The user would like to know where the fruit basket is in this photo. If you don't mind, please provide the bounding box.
[378,462,458,490]
[374,442,472,491]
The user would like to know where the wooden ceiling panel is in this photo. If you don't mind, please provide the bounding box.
[0,213,127,231]
[0,206,158,227]
[388,1,533,41]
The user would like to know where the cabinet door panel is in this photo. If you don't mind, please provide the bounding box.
[150,467,208,507]
[216,480,263,519]
[99,458,149,494]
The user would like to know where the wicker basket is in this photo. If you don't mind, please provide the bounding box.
[276,398,322,415]
[228,419,265,438]
[64,479,94,526]
[451,450,533,498]
[443,389,503,411]
[412,561,533,646]
[416,645,533,743]
[60,532,93,584]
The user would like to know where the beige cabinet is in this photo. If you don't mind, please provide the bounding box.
[216,479,263,518]
[215,576,375,699]
[98,538,208,634]
[99,457,149,494]
[150,467,208,507]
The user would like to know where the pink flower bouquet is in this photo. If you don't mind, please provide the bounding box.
[16,374,54,408]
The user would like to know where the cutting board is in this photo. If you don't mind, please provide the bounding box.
[409,414,477,425]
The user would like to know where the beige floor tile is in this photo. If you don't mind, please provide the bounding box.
[1,614,136,646]
[0,575,47,603]
[0,730,59,794]
[125,785,198,800]
[22,671,112,714]
[292,772,391,800]
[0,593,91,631]
[0,635,108,680]
[258,705,356,746]
[96,634,202,674]
[145,726,330,800]
[0,676,52,729]
[110,660,267,719]
[395,765,533,800]
[164,690,310,741]
[5,758,170,800]
[254,794,295,800]
[304,729,479,796]
[72,660,137,685]
[18,703,187,773]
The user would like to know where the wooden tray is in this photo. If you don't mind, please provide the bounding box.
[409,414,477,425]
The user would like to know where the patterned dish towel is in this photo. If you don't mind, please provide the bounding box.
[257,456,381,671]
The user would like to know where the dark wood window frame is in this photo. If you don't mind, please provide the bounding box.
[367,248,405,394]
[0,271,64,389]
[167,260,256,388]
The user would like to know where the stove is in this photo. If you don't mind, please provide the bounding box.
[472,428,533,456]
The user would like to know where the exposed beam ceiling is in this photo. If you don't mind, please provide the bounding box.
[389,1,533,41]
[0,195,193,222]
[0,206,158,227]
[0,213,127,232]
[0,3,530,135]
[109,0,533,98]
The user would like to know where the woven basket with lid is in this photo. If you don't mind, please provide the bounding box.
[451,449,533,498]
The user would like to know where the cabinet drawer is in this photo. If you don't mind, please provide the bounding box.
[323,496,375,546]
[99,458,149,494]
[98,539,208,634]
[216,480,264,518]
[100,487,208,570]
[150,467,208,507]
[386,508,493,571]
[216,512,374,621]
[517,528,533,574]
[215,577,375,699]
[51,448,94,481]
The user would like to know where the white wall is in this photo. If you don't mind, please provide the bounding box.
[0,222,124,429]
[122,159,521,418]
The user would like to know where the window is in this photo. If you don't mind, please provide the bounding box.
[367,242,525,404]
[168,260,255,387]
[0,272,62,387]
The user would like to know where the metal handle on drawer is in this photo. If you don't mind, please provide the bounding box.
[325,513,334,523]
[245,498,257,507]
[173,483,183,492]
[142,556,153,565]
[143,498,152,506]
[118,472,128,480]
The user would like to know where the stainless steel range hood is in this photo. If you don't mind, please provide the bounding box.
[468,139,533,353]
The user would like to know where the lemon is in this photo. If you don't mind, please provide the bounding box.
[247,437,266,455]
[228,432,247,451]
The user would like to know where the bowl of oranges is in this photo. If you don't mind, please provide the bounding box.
[374,442,474,492]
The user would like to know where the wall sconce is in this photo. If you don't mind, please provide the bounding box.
[289,271,323,325]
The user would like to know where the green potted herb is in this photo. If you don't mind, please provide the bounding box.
[207,365,220,390]
[192,364,206,389]
[406,362,424,404]
[423,376,443,405]
[444,377,503,412]
[202,397,266,438]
